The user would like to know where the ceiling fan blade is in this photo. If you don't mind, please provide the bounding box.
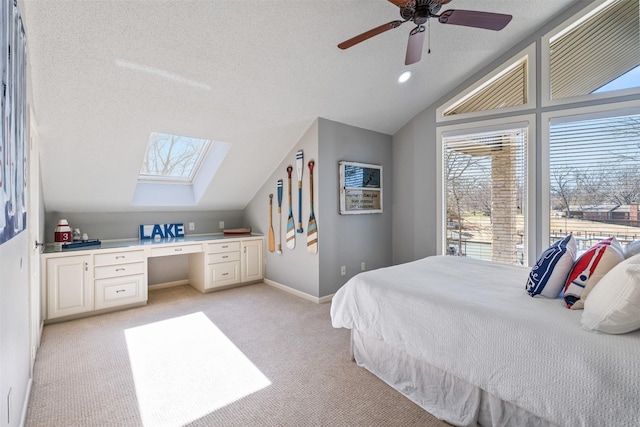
[387,0,408,6]
[338,20,405,50]
[405,27,425,65]
[438,9,512,31]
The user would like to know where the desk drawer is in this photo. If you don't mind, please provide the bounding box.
[150,243,203,257]
[95,274,146,309]
[94,261,146,280]
[95,250,145,267]
[207,241,241,254]
[208,261,240,288]
[207,251,241,264]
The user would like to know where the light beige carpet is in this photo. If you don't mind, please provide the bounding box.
[26,283,450,426]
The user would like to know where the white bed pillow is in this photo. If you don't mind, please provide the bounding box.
[526,234,576,298]
[624,239,640,259]
[581,254,640,334]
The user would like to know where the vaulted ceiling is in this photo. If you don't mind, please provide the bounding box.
[19,0,577,213]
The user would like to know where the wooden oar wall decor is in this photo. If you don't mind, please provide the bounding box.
[286,166,295,249]
[268,152,318,255]
[307,160,318,254]
[268,193,275,253]
[276,179,283,254]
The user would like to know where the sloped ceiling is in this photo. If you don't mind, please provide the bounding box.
[19,0,576,213]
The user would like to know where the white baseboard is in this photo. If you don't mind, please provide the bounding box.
[20,378,32,427]
[148,279,190,290]
[263,278,334,304]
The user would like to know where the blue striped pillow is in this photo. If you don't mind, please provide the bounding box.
[526,235,576,298]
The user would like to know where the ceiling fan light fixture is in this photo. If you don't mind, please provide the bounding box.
[398,71,412,83]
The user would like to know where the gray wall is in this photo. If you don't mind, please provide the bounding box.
[244,120,320,297]
[392,106,438,265]
[244,118,393,298]
[317,118,392,296]
[44,210,245,242]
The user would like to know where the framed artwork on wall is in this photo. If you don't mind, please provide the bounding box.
[1,0,28,245]
[339,161,382,215]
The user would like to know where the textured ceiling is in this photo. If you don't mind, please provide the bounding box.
[19,0,576,213]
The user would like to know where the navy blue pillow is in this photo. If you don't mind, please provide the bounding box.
[526,235,576,298]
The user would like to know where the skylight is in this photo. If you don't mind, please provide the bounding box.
[133,132,231,207]
[139,132,212,183]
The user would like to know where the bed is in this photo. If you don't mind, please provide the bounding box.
[330,255,640,427]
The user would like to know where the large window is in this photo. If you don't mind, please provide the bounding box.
[442,122,529,265]
[548,109,640,252]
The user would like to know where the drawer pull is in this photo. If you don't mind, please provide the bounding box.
[116,255,125,259]
[116,289,126,293]
[222,245,229,248]
[174,248,183,252]
[222,255,229,259]
[222,273,229,276]
[116,268,126,272]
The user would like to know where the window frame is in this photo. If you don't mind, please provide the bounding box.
[436,114,537,265]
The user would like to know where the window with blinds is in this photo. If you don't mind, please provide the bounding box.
[444,59,527,116]
[548,112,640,250]
[549,0,640,100]
[443,126,528,265]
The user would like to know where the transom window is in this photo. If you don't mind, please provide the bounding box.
[548,0,640,100]
[443,58,527,117]
[139,132,212,183]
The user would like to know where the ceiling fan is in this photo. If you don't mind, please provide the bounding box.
[338,0,512,65]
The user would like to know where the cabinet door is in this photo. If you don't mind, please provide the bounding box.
[47,255,93,319]
[241,239,263,283]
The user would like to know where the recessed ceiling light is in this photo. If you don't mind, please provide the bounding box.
[398,71,412,83]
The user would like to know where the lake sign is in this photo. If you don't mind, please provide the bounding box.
[139,223,185,240]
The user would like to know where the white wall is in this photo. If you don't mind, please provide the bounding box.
[0,212,32,427]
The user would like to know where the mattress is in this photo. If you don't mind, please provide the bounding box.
[330,256,640,426]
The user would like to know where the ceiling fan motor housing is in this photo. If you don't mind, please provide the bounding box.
[400,0,443,25]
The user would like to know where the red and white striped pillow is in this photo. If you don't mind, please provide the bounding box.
[563,237,624,310]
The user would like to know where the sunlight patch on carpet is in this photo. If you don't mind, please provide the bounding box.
[125,312,271,426]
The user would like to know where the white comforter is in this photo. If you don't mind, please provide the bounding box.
[331,256,640,427]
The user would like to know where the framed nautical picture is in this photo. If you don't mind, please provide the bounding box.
[339,161,382,215]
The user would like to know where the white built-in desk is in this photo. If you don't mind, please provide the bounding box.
[42,234,264,323]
